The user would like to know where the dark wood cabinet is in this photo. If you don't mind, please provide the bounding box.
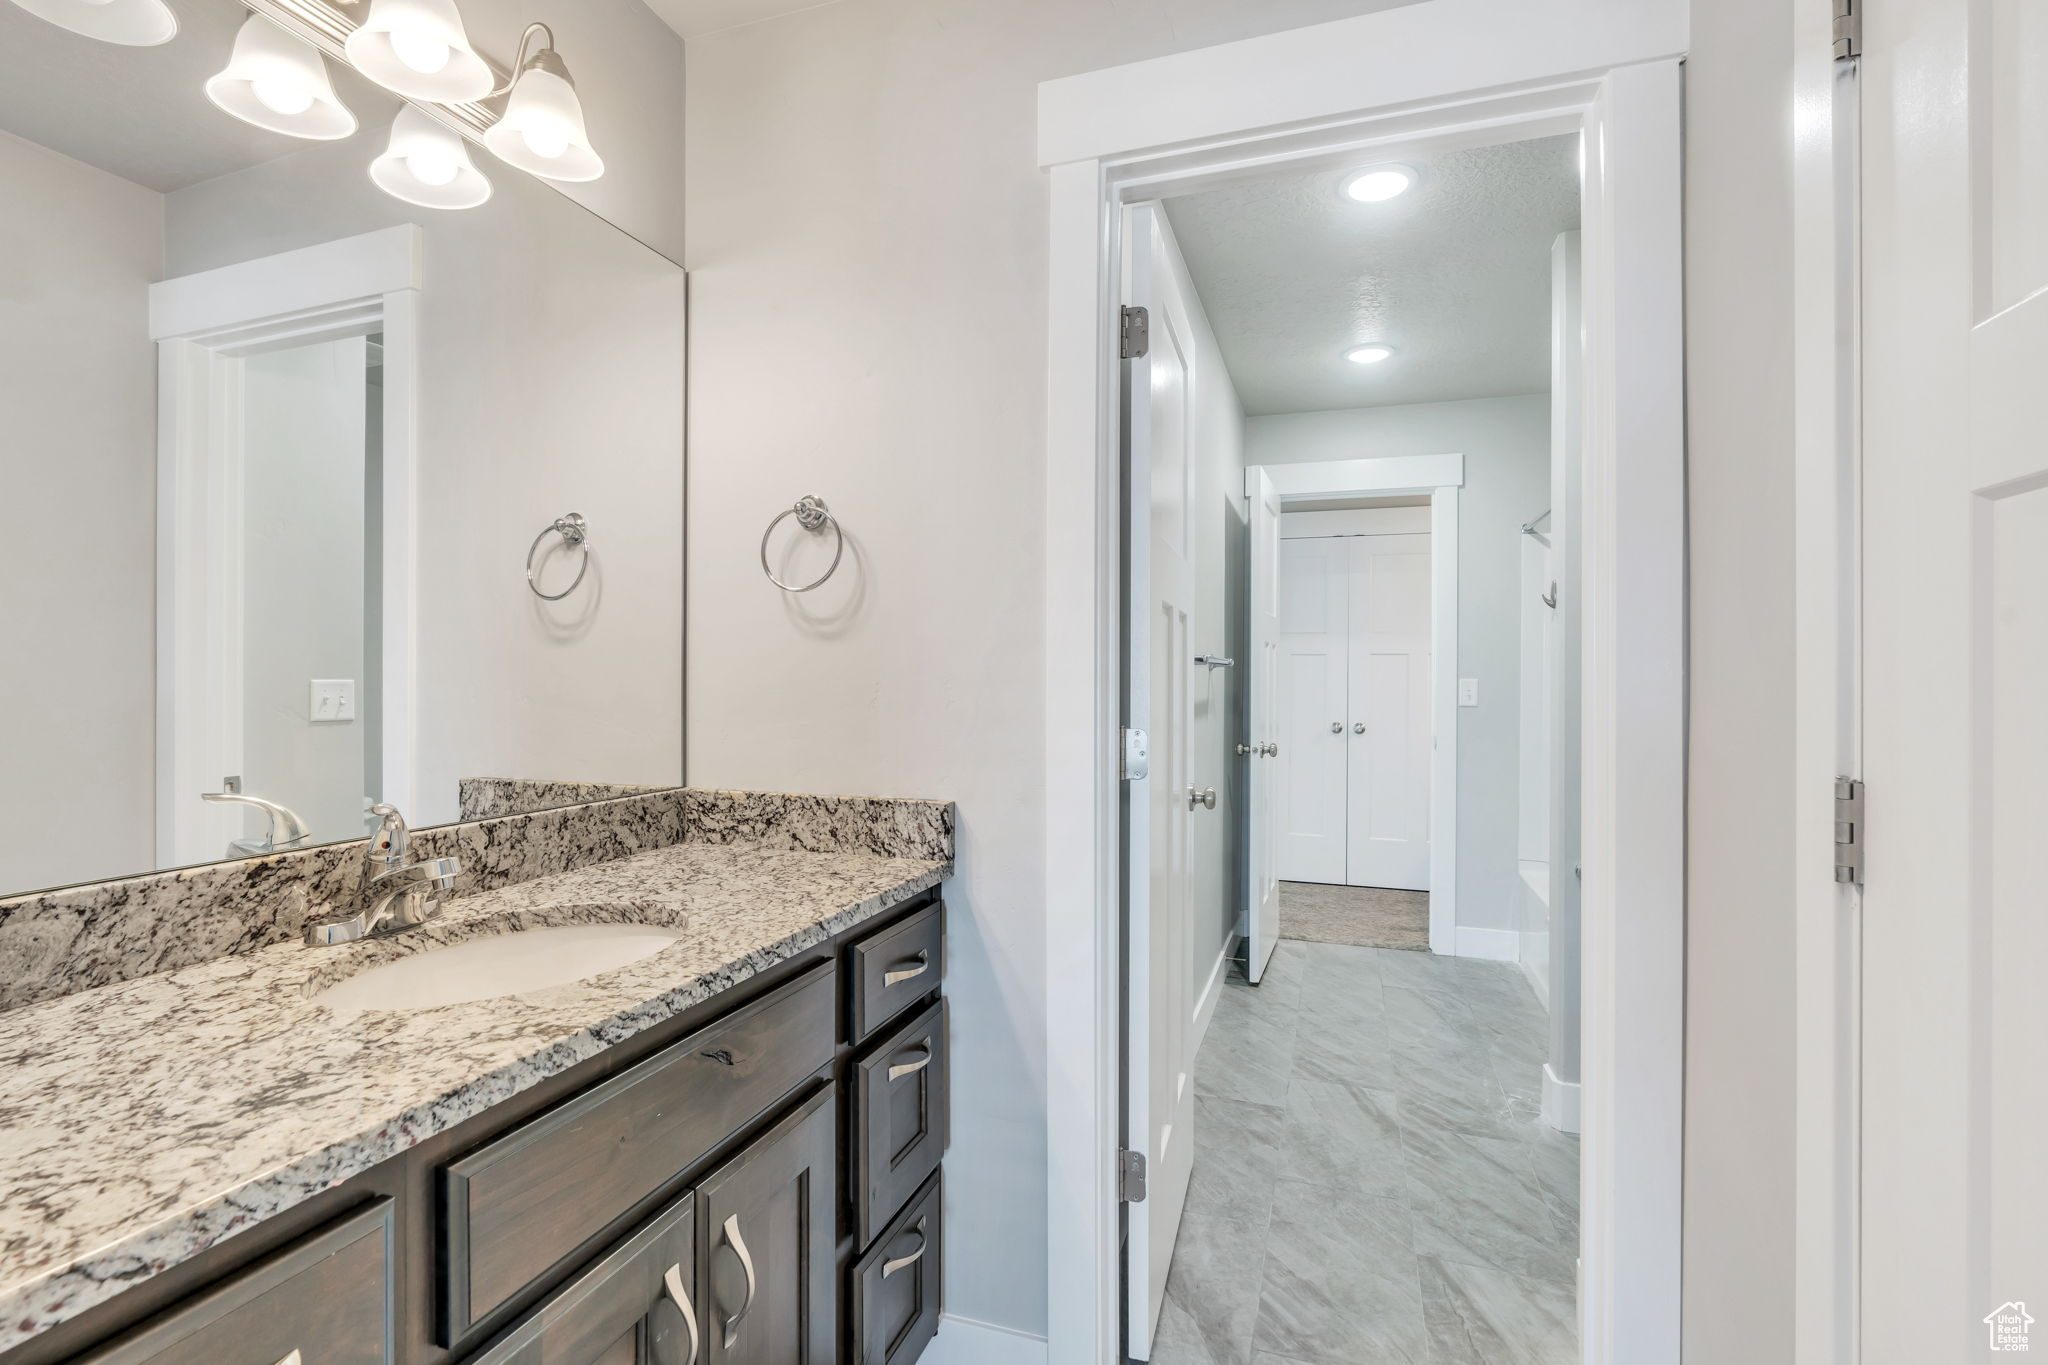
[852,999,948,1249]
[692,1085,838,1365]
[847,903,943,1044]
[466,1193,698,1365]
[75,1202,393,1365]
[441,966,836,1341]
[850,1174,941,1365]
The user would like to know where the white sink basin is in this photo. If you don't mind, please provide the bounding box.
[312,924,684,1013]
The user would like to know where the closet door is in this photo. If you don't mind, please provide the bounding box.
[1276,536,1349,885]
[1345,533,1431,891]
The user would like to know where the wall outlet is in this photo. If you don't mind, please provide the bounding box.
[310,679,356,723]
[1458,678,1479,707]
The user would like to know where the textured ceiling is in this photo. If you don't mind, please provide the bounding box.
[639,0,835,38]
[1162,135,1581,416]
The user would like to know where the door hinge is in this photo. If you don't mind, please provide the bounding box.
[1832,0,1859,59]
[1118,1149,1148,1203]
[1120,726,1150,781]
[1834,777,1865,885]
[1120,305,1150,359]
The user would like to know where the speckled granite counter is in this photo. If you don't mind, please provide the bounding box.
[0,838,949,1351]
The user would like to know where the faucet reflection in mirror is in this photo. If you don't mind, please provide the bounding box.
[8,0,605,210]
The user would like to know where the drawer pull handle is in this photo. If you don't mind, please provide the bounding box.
[888,1042,933,1082]
[662,1263,701,1365]
[883,950,931,987]
[721,1214,758,1351]
[881,1223,928,1279]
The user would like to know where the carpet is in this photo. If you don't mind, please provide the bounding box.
[1278,880,1430,951]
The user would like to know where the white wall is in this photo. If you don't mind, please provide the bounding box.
[1683,0,1796,1357]
[0,131,160,894]
[163,129,686,829]
[680,0,1414,1342]
[1246,395,1551,933]
[240,337,370,846]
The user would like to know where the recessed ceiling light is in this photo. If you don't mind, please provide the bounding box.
[1340,164,1415,203]
[1345,344,1395,365]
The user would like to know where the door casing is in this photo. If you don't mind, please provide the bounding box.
[1040,9,1689,1362]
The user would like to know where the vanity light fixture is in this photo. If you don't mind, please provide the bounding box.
[1344,344,1396,365]
[344,0,493,103]
[206,16,358,141]
[1340,164,1416,203]
[483,23,604,182]
[6,0,175,45]
[371,106,492,209]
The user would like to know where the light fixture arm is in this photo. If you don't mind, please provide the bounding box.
[489,22,562,97]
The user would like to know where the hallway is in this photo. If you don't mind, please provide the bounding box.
[1153,940,1578,1364]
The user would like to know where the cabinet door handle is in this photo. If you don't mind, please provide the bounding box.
[888,1041,933,1082]
[882,1221,929,1279]
[662,1262,701,1365]
[720,1214,757,1351]
[883,950,931,987]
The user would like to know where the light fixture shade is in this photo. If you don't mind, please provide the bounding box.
[344,0,492,103]
[370,106,492,209]
[206,16,358,141]
[485,63,603,182]
[1340,164,1417,203]
[7,0,175,45]
[1344,344,1395,365]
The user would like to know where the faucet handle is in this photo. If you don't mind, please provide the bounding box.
[366,803,409,870]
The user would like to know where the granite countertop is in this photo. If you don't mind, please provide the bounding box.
[0,841,949,1351]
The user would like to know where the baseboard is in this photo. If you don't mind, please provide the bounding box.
[1454,926,1519,961]
[1191,935,1233,1051]
[1542,1062,1582,1134]
[920,1312,1049,1365]
[1518,942,1550,1009]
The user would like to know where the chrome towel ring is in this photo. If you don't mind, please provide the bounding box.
[760,495,844,593]
[527,512,590,600]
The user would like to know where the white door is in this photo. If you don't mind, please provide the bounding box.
[1277,536,1349,884]
[1122,202,1195,1361]
[1346,533,1432,890]
[1242,467,1284,982]
[1861,4,2048,1360]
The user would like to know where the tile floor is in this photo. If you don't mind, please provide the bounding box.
[1150,939,1579,1365]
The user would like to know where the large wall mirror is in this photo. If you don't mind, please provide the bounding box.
[0,0,684,899]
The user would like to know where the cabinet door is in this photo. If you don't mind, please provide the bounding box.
[694,1086,837,1365]
[467,1191,701,1365]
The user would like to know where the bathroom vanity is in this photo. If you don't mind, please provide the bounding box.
[0,790,953,1365]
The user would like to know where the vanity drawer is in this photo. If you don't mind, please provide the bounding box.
[852,997,948,1248]
[850,1172,942,1365]
[77,1201,393,1365]
[442,965,836,1342]
[847,902,943,1043]
[464,1191,698,1365]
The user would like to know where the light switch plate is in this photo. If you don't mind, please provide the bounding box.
[310,679,356,723]
[1458,678,1479,707]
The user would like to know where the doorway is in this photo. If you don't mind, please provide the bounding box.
[1040,12,1686,1365]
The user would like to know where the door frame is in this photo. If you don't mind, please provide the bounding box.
[1039,9,1688,1363]
[1253,456,1463,953]
[150,224,421,865]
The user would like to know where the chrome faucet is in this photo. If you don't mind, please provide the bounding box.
[304,804,461,946]
[201,787,315,858]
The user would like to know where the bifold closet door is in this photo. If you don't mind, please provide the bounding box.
[1276,536,1349,885]
[1345,533,1431,891]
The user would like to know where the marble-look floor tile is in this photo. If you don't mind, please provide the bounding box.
[1196,1007,1299,1108]
[1382,983,1490,1052]
[1277,1079,1407,1197]
[1418,1254,1578,1365]
[1256,1181,1425,1364]
[1386,1045,1523,1140]
[1151,1209,1271,1365]
[1186,1094,1288,1222]
[1403,1127,1577,1285]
